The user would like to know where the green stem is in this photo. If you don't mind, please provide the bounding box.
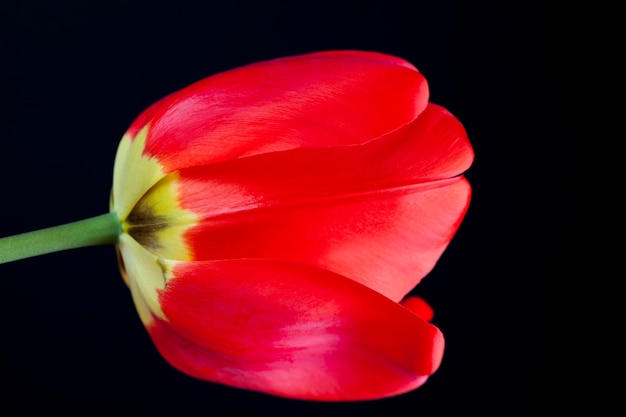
[0,212,121,264]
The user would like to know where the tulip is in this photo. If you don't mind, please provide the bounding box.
[0,50,473,401]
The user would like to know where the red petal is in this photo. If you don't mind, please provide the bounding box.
[150,259,444,401]
[124,50,428,172]
[182,179,470,301]
[401,296,435,322]
[158,104,472,300]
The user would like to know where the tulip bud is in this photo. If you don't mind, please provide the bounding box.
[109,50,473,401]
[0,50,473,401]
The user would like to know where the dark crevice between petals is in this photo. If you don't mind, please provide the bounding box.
[125,203,170,253]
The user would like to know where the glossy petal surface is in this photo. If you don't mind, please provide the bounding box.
[139,104,473,300]
[149,259,444,401]
[125,51,429,173]
[110,50,474,401]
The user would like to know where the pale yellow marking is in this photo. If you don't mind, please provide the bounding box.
[127,267,155,326]
[133,173,199,261]
[112,126,165,221]
[111,125,199,324]
[118,233,172,321]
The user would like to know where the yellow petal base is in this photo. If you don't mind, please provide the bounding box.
[111,125,198,324]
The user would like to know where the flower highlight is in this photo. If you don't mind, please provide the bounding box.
[110,50,474,401]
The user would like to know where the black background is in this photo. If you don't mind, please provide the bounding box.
[1,1,562,415]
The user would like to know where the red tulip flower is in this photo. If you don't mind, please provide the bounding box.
[0,50,473,401]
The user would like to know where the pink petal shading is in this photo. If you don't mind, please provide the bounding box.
[179,179,470,302]
[145,104,473,301]
[149,259,444,401]
[124,51,429,172]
